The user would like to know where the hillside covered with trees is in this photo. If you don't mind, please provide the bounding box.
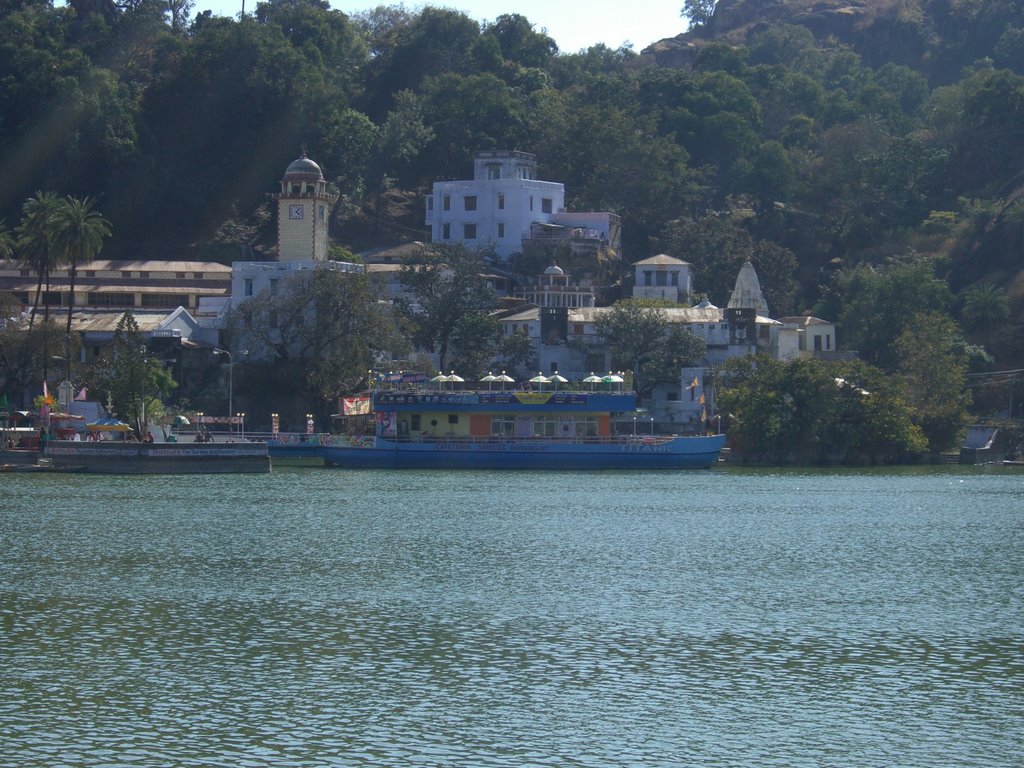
[1,0,1022,442]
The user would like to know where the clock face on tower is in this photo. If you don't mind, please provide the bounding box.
[288,204,304,220]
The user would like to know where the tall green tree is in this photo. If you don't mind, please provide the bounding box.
[398,245,497,372]
[595,300,705,399]
[0,293,64,410]
[229,267,404,422]
[50,195,112,372]
[0,220,13,261]
[834,259,953,371]
[681,0,716,28]
[961,282,1010,347]
[99,311,175,435]
[16,191,61,331]
[448,311,500,380]
[896,312,972,454]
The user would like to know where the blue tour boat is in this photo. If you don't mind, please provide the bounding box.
[309,387,724,470]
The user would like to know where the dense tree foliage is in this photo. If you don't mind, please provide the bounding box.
[95,310,176,435]
[398,245,497,372]
[717,356,927,465]
[227,266,405,423]
[595,300,707,397]
[895,312,971,453]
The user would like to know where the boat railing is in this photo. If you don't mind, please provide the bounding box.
[372,433,677,447]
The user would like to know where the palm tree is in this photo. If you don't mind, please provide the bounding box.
[16,191,61,331]
[50,195,112,377]
[962,282,1010,347]
[0,219,14,262]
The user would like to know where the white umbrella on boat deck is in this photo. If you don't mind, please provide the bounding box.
[583,373,603,391]
[448,372,465,390]
[495,372,515,391]
[529,373,551,391]
[481,372,498,391]
[602,373,624,392]
[431,372,447,389]
[549,372,568,391]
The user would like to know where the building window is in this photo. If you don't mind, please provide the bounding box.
[427,197,433,211]
[498,193,505,210]
[814,334,823,351]
[826,335,832,350]
[497,223,505,238]
[193,273,203,280]
[122,271,132,278]
[269,278,279,296]
[671,271,679,286]
[319,205,325,221]
[244,278,253,297]
[644,271,653,286]
[142,294,187,308]
[656,271,668,286]
[487,164,500,180]
[443,195,451,211]
[442,223,451,239]
[529,196,534,211]
[573,323,584,335]
[464,223,477,239]
[542,198,552,214]
[464,195,477,211]
[176,272,185,279]
[93,293,134,307]
[86,271,96,278]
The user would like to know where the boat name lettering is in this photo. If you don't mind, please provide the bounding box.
[620,444,671,453]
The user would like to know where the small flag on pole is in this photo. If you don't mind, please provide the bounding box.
[688,376,699,389]
[75,387,87,401]
[42,381,48,398]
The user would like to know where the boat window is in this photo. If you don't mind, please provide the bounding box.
[448,414,459,425]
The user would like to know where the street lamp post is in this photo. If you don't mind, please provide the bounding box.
[139,345,148,436]
[213,348,247,437]
[213,349,233,433]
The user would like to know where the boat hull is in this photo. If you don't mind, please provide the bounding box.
[320,434,725,470]
[45,440,271,474]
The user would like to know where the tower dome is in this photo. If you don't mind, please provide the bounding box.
[544,262,565,276]
[284,153,324,180]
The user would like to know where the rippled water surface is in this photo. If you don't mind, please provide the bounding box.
[2,466,1022,767]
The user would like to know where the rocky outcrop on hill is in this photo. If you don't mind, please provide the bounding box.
[642,0,937,78]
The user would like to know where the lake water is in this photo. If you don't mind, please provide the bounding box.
[1,466,1022,767]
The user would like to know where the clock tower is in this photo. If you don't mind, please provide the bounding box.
[271,152,338,262]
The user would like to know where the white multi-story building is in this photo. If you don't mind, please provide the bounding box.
[632,254,693,304]
[425,150,621,260]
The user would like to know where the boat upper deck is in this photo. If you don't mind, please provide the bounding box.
[373,389,638,414]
